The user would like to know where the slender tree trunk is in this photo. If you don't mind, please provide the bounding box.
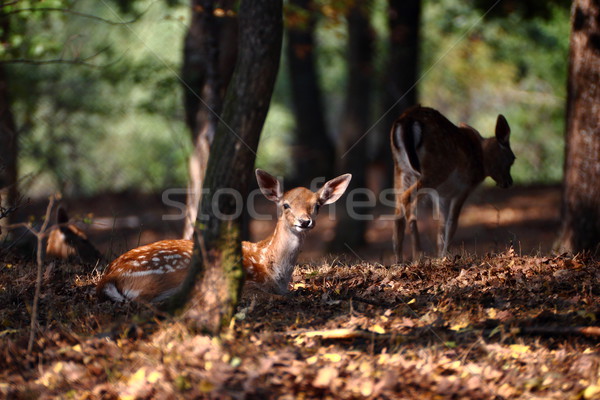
[374,0,421,189]
[287,0,335,184]
[169,0,283,333]
[0,11,18,235]
[182,0,237,240]
[557,0,600,254]
[331,4,374,251]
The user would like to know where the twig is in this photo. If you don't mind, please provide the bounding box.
[26,195,55,354]
[286,324,600,343]
[0,1,20,8]
[515,326,600,338]
[5,221,38,236]
[349,295,394,308]
[2,7,146,25]
[2,46,120,68]
[289,328,392,341]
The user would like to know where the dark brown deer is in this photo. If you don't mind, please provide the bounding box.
[391,106,515,262]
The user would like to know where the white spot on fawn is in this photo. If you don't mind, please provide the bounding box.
[103,283,126,302]
[122,269,167,277]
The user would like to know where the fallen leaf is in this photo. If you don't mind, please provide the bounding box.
[199,380,214,393]
[370,324,386,334]
[147,371,162,384]
[360,380,375,397]
[584,385,600,399]
[313,367,338,389]
[306,355,318,365]
[450,321,469,331]
[322,353,342,363]
[128,368,147,386]
[509,344,530,356]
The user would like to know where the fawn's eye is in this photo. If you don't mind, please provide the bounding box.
[314,204,320,213]
[283,203,291,210]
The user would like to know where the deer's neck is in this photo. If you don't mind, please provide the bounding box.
[253,218,306,294]
[458,130,486,184]
[481,137,496,179]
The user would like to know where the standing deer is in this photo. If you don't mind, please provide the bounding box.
[391,106,515,262]
[46,206,103,265]
[96,169,352,303]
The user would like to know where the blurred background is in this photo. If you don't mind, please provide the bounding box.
[0,0,570,260]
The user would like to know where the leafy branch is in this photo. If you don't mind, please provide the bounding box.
[1,46,124,68]
[1,6,146,26]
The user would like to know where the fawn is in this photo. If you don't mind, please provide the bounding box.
[390,106,515,262]
[46,206,103,265]
[96,169,352,303]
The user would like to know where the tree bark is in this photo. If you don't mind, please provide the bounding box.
[331,4,374,251]
[374,0,421,189]
[169,0,283,333]
[0,11,18,235]
[181,0,237,240]
[286,0,335,184]
[557,0,600,254]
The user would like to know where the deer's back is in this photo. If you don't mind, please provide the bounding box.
[394,106,485,190]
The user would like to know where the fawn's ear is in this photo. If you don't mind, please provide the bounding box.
[57,206,69,224]
[391,120,402,151]
[495,114,511,146]
[317,174,352,205]
[256,169,282,203]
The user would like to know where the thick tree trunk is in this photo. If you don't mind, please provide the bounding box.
[0,12,18,235]
[182,0,237,240]
[331,4,374,251]
[169,0,283,333]
[287,0,335,184]
[557,0,600,254]
[374,0,421,189]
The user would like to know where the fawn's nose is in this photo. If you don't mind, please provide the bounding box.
[299,218,313,229]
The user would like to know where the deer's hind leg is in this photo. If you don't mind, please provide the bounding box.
[393,172,421,263]
[393,210,406,264]
[437,194,467,258]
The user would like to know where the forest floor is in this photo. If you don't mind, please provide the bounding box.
[2,185,600,399]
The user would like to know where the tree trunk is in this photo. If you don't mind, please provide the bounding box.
[331,4,374,251]
[169,0,283,333]
[557,0,600,254]
[374,0,421,189]
[0,12,18,235]
[287,0,335,185]
[181,0,238,240]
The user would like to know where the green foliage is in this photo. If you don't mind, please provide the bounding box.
[1,0,75,59]
[4,0,570,197]
[6,0,190,196]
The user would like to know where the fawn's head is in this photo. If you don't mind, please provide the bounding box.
[255,169,352,234]
[46,206,102,264]
[482,114,515,188]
